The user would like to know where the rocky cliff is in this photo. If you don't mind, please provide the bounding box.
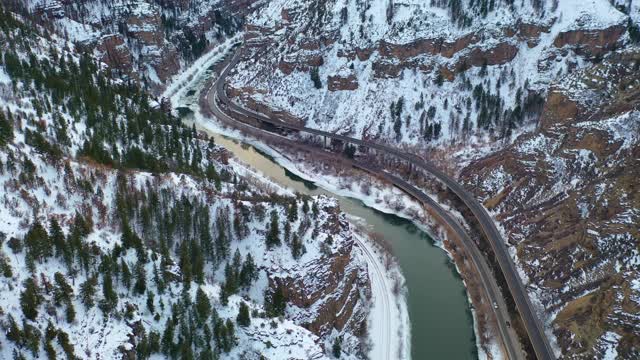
[227,0,630,151]
[22,0,243,94]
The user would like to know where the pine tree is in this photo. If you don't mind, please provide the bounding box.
[161,319,175,355]
[48,219,66,259]
[291,234,304,260]
[153,263,165,294]
[65,302,76,323]
[302,198,309,214]
[147,291,155,314]
[239,253,257,289]
[0,109,13,147]
[57,330,76,359]
[0,252,13,277]
[287,201,298,222]
[265,210,281,249]
[20,277,43,321]
[332,336,342,358]
[121,259,131,290]
[179,241,192,283]
[265,285,287,317]
[79,275,97,308]
[6,315,22,344]
[195,287,212,321]
[310,67,322,89]
[24,221,51,262]
[236,302,250,327]
[44,341,56,360]
[100,271,118,313]
[134,261,147,295]
[53,272,73,306]
[191,241,204,284]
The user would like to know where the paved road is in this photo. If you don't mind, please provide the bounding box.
[205,47,555,360]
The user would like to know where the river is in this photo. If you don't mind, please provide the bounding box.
[181,112,476,359]
[172,57,477,358]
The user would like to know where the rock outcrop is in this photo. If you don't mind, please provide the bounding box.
[42,0,241,94]
[328,74,359,91]
[554,25,626,58]
[267,200,371,337]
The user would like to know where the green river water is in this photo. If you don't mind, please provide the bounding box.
[175,60,477,358]
[194,126,477,359]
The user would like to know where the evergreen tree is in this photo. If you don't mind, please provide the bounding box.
[236,302,250,327]
[79,275,97,308]
[24,221,51,262]
[287,201,298,222]
[100,271,118,313]
[0,109,13,147]
[195,287,211,321]
[134,261,147,295]
[291,233,304,260]
[53,272,73,306]
[265,285,287,318]
[57,330,76,359]
[20,277,43,321]
[161,319,175,355]
[179,241,192,283]
[302,198,309,214]
[310,67,322,89]
[265,210,281,249]
[332,336,342,358]
[49,219,65,257]
[191,241,205,284]
[147,291,155,314]
[239,253,257,289]
[6,315,22,345]
[121,259,132,290]
[65,302,76,323]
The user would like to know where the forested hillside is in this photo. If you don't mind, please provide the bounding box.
[5,0,242,93]
[0,5,372,359]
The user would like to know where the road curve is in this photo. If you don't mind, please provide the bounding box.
[205,46,555,360]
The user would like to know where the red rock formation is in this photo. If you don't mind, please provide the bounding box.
[267,203,371,336]
[328,74,358,91]
[553,25,625,58]
[126,11,163,46]
[454,42,519,71]
[517,22,552,47]
[96,34,134,75]
[539,90,580,129]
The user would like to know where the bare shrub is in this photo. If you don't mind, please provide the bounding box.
[391,272,402,296]
[360,180,371,196]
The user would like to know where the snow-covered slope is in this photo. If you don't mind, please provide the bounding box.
[228,0,629,153]
[0,6,376,359]
[14,0,242,94]
[461,47,640,358]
